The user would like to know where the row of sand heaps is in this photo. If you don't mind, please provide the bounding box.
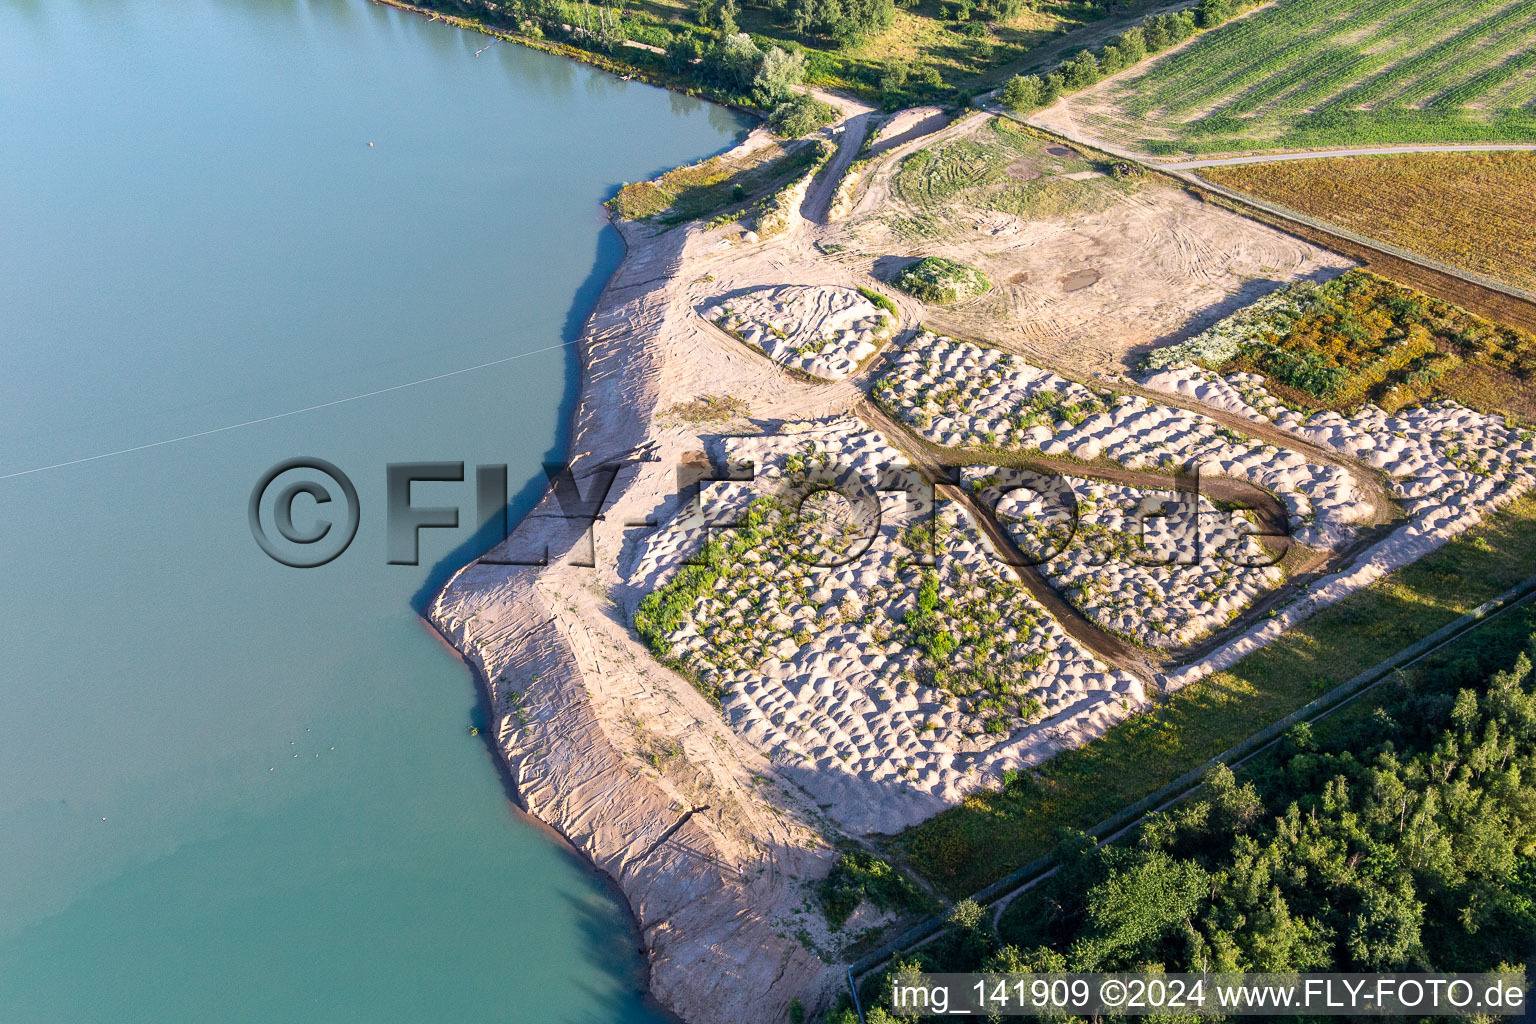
[1143,365,1536,552]
[969,469,1283,649]
[702,285,892,381]
[628,420,1144,834]
[871,331,1368,551]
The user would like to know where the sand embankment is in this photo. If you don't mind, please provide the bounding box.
[426,156,853,1021]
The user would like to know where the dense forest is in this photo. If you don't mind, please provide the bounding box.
[832,636,1536,1023]
[406,0,1237,111]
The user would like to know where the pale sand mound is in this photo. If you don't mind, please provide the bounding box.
[703,285,891,380]
[982,470,1283,648]
[873,331,1367,549]
[630,419,1146,834]
[1144,366,1536,535]
[1143,365,1536,689]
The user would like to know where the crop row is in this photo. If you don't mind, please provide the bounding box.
[1119,0,1536,139]
[1307,0,1517,111]
[1368,0,1536,109]
[1215,0,1482,117]
[1122,0,1404,117]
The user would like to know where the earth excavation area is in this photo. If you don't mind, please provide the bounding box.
[979,471,1283,649]
[624,115,1536,836]
[630,420,1145,833]
[872,331,1369,550]
[702,285,893,380]
[631,307,1536,833]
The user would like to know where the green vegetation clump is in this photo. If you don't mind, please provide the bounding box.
[894,256,990,304]
[608,140,821,225]
[818,851,932,928]
[997,649,1536,972]
[633,532,736,705]
[768,94,838,138]
[1144,269,1536,415]
[856,285,897,316]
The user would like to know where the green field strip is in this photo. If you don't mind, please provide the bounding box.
[1432,38,1536,108]
[1313,0,1521,109]
[1120,0,1377,117]
[1132,0,1374,117]
[1221,0,1478,116]
[1283,0,1518,111]
[1491,66,1536,108]
[1382,0,1536,107]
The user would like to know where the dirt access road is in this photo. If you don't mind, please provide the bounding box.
[1162,143,1536,171]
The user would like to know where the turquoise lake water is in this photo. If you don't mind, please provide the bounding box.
[0,1,747,1020]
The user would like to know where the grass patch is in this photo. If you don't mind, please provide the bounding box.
[857,285,898,316]
[1203,152,1536,294]
[768,94,837,138]
[818,850,936,929]
[894,256,991,304]
[891,117,1145,221]
[608,140,819,225]
[662,394,748,423]
[897,492,1536,897]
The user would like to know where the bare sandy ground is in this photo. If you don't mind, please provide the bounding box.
[821,115,1355,377]
[424,103,1490,1024]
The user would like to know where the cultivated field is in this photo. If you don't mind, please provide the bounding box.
[1202,151,1536,292]
[1143,269,1536,419]
[1051,0,1536,155]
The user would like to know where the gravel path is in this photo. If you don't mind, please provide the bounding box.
[1163,143,1536,170]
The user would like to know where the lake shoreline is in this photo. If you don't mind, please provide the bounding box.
[424,153,856,1020]
[399,5,879,1019]
[367,0,766,120]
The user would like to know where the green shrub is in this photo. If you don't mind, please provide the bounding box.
[857,285,898,316]
[893,256,990,304]
[1000,73,1043,111]
[818,851,930,928]
[768,94,837,137]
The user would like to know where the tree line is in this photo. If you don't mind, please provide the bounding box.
[824,634,1536,1022]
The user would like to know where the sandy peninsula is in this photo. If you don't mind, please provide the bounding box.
[427,96,1536,1023]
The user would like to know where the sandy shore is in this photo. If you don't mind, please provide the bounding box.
[426,108,891,1020]
[422,77,1536,1022]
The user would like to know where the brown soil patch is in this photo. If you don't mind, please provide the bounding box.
[1045,145,1077,157]
[1005,157,1042,181]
